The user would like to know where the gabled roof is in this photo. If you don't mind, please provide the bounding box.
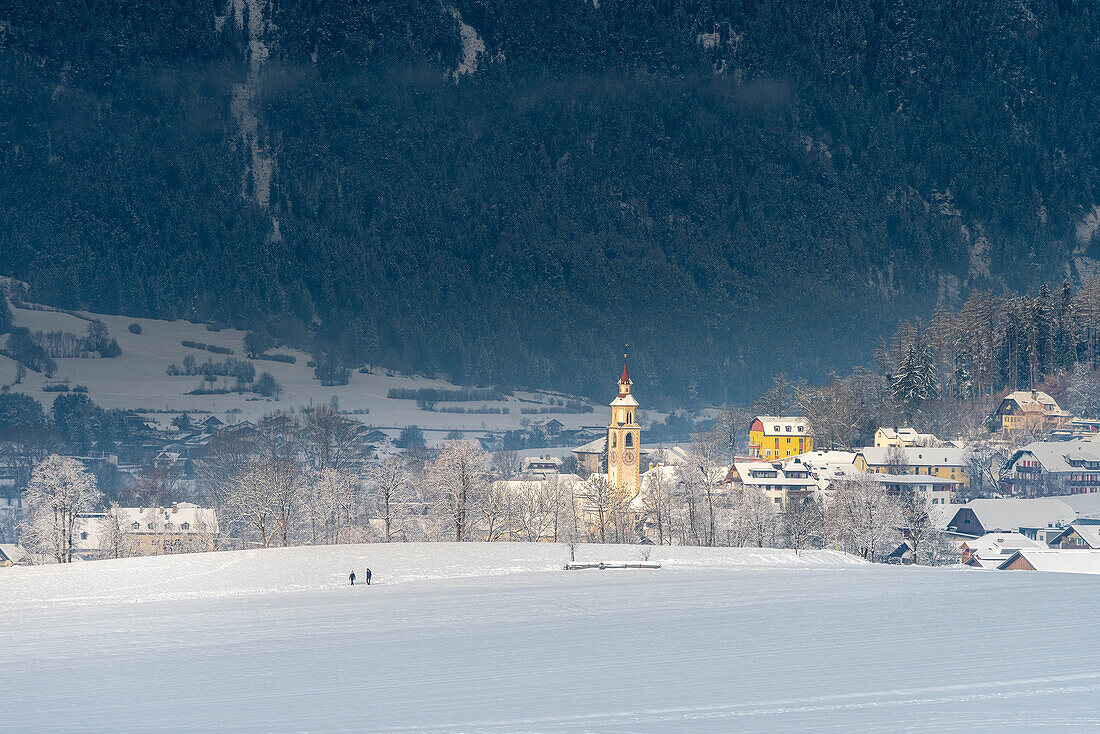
[962,532,1045,559]
[1048,492,1100,519]
[1007,437,1100,474]
[948,498,1076,535]
[857,446,968,467]
[573,437,606,454]
[751,417,812,436]
[1000,390,1067,414]
[0,544,26,564]
[1049,522,1100,549]
[732,461,817,488]
[997,548,1100,574]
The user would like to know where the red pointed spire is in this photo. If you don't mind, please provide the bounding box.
[619,359,631,385]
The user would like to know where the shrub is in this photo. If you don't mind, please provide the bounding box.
[128,323,142,334]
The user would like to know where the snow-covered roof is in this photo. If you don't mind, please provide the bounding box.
[876,427,937,443]
[962,532,1045,559]
[787,450,857,468]
[573,437,606,454]
[930,503,963,530]
[870,473,960,486]
[1000,390,1068,414]
[609,394,639,408]
[857,446,968,467]
[494,475,582,494]
[1052,522,1100,549]
[998,549,1100,574]
[732,461,817,488]
[0,543,26,565]
[752,417,811,436]
[1009,437,1100,474]
[1048,492,1100,519]
[74,503,219,551]
[949,498,1076,535]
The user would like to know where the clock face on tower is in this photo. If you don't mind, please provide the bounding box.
[623,449,637,465]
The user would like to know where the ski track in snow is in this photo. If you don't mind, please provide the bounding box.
[3,544,1097,733]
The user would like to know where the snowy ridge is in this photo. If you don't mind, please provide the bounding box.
[0,543,862,609]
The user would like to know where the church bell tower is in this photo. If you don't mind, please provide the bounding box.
[607,352,641,498]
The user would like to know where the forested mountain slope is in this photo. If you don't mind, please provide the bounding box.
[1,0,1097,403]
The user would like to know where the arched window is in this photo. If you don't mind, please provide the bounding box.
[181,522,190,531]
[625,433,634,448]
[131,522,140,530]
[611,434,617,447]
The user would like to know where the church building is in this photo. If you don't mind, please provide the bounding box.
[607,357,641,498]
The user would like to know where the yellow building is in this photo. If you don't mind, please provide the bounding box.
[607,358,641,500]
[748,417,813,460]
[854,447,970,489]
[994,390,1071,437]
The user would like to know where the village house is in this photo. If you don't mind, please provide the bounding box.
[854,446,970,489]
[729,460,817,507]
[785,451,861,493]
[1000,437,1100,497]
[993,390,1071,437]
[0,544,26,567]
[571,437,605,475]
[960,532,1046,568]
[1051,418,1100,440]
[873,427,938,448]
[747,417,813,460]
[521,455,563,476]
[869,474,958,506]
[996,548,1100,573]
[528,419,565,439]
[1047,522,1100,549]
[944,498,1076,542]
[74,502,219,558]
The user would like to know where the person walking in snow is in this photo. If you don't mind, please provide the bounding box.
[364,568,372,586]
[350,571,356,586]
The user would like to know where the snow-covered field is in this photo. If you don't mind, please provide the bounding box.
[0,297,601,433]
[4,543,1097,733]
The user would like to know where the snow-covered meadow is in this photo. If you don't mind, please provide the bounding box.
[0,297,599,433]
[4,543,1098,733]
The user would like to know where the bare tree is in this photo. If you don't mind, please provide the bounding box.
[478,480,519,541]
[195,431,256,513]
[303,467,360,545]
[20,454,102,563]
[225,457,302,548]
[427,440,490,542]
[98,503,137,559]
[492,449,520,479]
[365,455,412,542]
[512,479,562,542]
[726,486,778,547]
[576,474,624,543]
[783,496,824,554]
[899,489,947,566]
[301,403,367,473]
[884,445,910,474]
[825,476,902,561]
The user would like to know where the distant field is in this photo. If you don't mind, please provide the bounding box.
[0,299,604,435]
[2,543,1096,733]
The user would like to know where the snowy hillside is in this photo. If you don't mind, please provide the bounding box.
[5,543,1099,732]
[0,296,603,434]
